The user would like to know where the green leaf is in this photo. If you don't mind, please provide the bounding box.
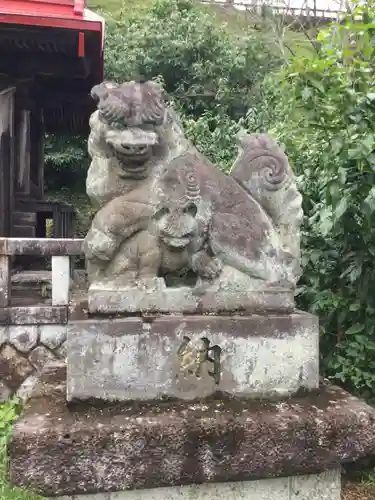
[363,186,375,216]
[345,324,365,335]
[334,197,348,220]
[349,303,361,311]
[301,87,312,100]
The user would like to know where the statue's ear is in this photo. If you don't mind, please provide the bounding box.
[91,81,118,104]
[236,128,251,148]
[183,202,198,217]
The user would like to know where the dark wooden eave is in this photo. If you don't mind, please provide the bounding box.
[0,22,102,134]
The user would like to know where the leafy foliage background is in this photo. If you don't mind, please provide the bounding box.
[260,4,375,402]
[45,0,375,402]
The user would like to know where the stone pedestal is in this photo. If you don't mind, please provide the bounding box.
[88,279,295,315]
[67,312,319,402]
[49,470,341,500]
[9,365,375,498]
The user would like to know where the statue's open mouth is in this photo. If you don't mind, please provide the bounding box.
[111,146,153,171]
[116,145,151,156]
[106,128,159,163]
[162,236,191,248]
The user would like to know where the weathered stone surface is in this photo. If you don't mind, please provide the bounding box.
[0,324,70,401]
[0,325,8,344]
[52,256,71,306]
[29,346,57,371]
[83,80,303,314]
[290,469,341,500]
[0,237,83,257]
[0,379,11,402]
[69,296,89,320]
[0,308,8,325]
[40,325,67,350]
[57,342,67,360]
[11,270,51,289]
[47,469,341,500]
[9,325,39,353]
[0,306,68,325]
[88,280,295,315]
[16,374,39,400]
[67,313,319,402]
[0,255,10,307]
[9,366,374,497]
[0,344,33,390]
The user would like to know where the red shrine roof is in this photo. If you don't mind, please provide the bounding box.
[0,0,104,34]
[0,0,105,133]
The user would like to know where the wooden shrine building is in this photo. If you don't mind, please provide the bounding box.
[0,0,104,238]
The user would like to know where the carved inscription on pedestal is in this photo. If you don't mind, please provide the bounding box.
[177,336,221,385]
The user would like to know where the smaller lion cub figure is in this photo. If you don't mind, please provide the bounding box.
[153,166,222,283]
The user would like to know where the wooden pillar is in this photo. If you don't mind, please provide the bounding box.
[30,107,44,200]
[15,108,31,197]
[0,87,16,237]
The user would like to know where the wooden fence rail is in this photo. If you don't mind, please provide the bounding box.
[0,237,83,325]
[201,0,347,20]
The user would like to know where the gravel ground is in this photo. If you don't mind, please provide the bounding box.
[342,482,375,500]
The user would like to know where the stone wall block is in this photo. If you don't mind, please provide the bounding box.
[0,344,34,391]
[57,342,67,360]
[40,325,67,350]
[16,375,39,400]
[0,379,12,402]
[0,325,8,345]
[9,325,39,353]
[29,346,58,372]
[6,306,68,325]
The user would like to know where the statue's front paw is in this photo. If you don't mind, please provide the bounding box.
[202,258,223,279]
[192,252,223,280]
[84,229,118,262]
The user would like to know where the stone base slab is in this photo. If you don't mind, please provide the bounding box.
[67,312,319,402]
[50,470,341,500]
[9,364,375,497]
[88,278,295,315]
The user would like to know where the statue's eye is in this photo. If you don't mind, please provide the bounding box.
[183,202,197,217]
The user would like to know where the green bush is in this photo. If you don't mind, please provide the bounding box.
[44,134,88,192]
[184,112,240,172]
[45,0,281,212]
[258,2,375,401]
[104,0,281,120]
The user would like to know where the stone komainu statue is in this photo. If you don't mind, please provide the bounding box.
[83,80,303,312]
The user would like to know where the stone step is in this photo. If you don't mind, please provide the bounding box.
[9,363,375,498]
[11,271,52,299]
[10,270,87,300]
